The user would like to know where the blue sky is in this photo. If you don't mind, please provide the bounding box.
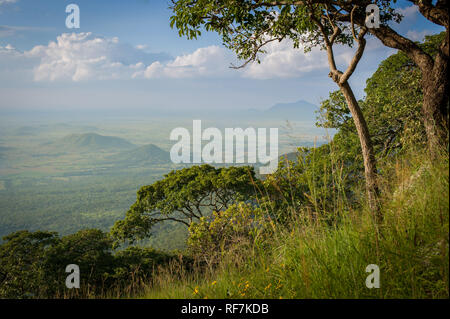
[0,0,445,114]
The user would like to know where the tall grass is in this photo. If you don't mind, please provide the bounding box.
[140,150,449,299]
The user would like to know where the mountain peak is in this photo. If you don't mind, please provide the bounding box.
[265,100,318,121]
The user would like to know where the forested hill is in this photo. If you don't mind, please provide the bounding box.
[57,133,135,151]
[106,144,171,166]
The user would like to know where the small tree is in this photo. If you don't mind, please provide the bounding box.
[0,231,58,298]
[188,202,269,266]
[111,165,258,244]
[44,229,114,296]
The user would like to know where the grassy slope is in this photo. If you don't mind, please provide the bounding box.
[141,152,449,299]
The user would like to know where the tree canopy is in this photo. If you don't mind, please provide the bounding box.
[170,0,399,66]
[111,165,259,244]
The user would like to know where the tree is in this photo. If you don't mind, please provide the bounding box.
[362,1,448,154]
[44,229,115,296]
[320,33,444,158]
[270,34,437,223]
[265,145,352,221]
[111,165,258,244]
[108,246,182,295]
[170,0,381,215]
[188,202,269,266]
[363,38,426,154]
[0,231,58,298]
[0,229,180,298]
[292,0,448,153]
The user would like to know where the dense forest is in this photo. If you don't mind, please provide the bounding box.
[0,1,449,299]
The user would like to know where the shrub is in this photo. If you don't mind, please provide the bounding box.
[187,202,270,266]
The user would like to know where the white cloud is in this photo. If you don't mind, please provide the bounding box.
[0,43,14,51]
[0,0,18,5]
[136,40,349,80]
[242,40,326,79]
[25,33,124,81]
[22,32,171,82]
[21,33,232,82]
[0,32,358,83]
[396,5,419,20]
[406,30,432,42]
[241,39,354,80]
[0,43,28,61]
[135,46,231,79]
[0,43,37,82]
[393,5,440,43]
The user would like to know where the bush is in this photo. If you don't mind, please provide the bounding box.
[0,229,180,298]
[187,202,270,266]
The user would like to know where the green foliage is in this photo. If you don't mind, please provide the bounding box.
[43,229,115,296]
[107,246,188,296]
[364,51,423,153]
[1,21,447,299]
[318,33,446,160]
[0,169,191,251]
[140,30,448,300]
[112,246,176,280]
[188,202,270,265]
[262,144,355,224]
[0,230,58,298]
[145,151,449,299]
[0,229,177,298]
[0,173,157,238]
[170,1,347,64]
[169,1,403,67]
[111,165,259,245]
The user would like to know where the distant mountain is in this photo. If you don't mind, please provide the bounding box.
[265,100,318,121]
[237,100,319,121]
[58,133,135,151]
[106,144,170,166]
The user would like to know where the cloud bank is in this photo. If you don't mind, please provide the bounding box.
[21,32,172,81]
[0,32,355,82]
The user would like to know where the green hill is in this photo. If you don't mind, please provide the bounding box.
[58,133,135,152]
[106,144,170,166]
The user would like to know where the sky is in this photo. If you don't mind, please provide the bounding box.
[0,0,445,115]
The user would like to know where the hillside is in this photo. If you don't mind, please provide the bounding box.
[106,144,171,166]
[144,152,449,299]
[57,133,135,152]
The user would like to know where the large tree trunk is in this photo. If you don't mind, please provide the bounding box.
[339,81,381,218]
[421,46,449,154]
[365,22,449,155]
